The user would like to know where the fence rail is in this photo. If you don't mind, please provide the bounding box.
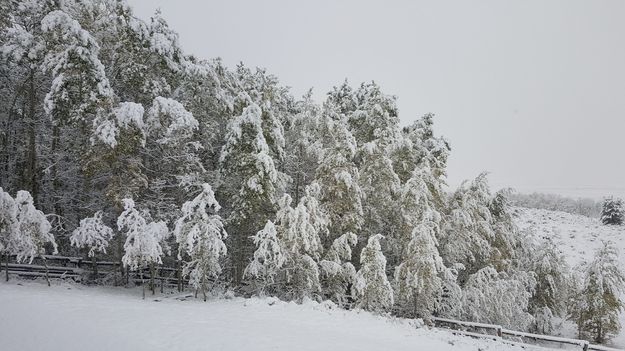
[1,255,187,287]
[432,317,623,351]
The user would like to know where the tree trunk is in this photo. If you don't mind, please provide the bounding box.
[41,255,51,287]
[596,320,603,344]
[51,125,60,217]
[150,263,155,295]
[4,253,9,282]
[160,267,164,294]
[202,275,207,302]
[26,69,38,205]
[142,274,145,300]
[91,255,98,282]
[117,234,124,286]
[177,259,182,292]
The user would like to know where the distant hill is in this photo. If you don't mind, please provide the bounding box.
[509,193,602,218]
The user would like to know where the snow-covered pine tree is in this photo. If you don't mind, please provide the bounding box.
[0,188,18,281]
[461,267,535,331]
[601,197,623,226]
[247,186,326,300]
[571,241,625,344]
[350,82,399,147]
[528,237,569,334]
[275,193,323,300]
[393,165,449,321]
[234,64,290,166]
[326,79,358,117]
[219,103,280,283]
[245,220,286,295]
[70,211,114,279]
[392,113,450,185]
[13,190,58,286]
[319,232,357,306]
[394,224,447,322]
[314,105,364,249]
[284,91,324,204]
[441,173,495,283]
[353,234,393,313]
[141,96,204,225]
[118,198,169,298]
[174,183,227,301]
[487,188,519,272]
[40,9,114,124]
[358,136,401,254]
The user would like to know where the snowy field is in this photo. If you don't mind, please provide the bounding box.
[514,206,625,348]
[514,207,625,268]
[0,280,543,351]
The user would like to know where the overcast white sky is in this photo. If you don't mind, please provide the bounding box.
[130,0,625,199]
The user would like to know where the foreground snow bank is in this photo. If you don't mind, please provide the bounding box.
[0,281,541,351]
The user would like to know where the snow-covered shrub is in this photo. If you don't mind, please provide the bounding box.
[118,198,169,271]
[13,190,57,264]
[70,211,114,257]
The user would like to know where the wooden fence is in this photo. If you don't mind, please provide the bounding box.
[432,317,623,351]
[0,255,187,288]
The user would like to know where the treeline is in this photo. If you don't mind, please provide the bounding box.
[0,0,623,344]
[509,192,602,218]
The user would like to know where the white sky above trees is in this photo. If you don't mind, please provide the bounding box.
[130,0,625,199]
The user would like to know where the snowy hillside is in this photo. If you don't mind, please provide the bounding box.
[514,207,625,268]
[0,281,542,351]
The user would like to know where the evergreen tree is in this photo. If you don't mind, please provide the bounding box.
[601,197,623,226]
[118,198,169,297]
[394,224,448,321]
[0,188,18,281]
[70,211,114,279]
[70,211,114,258]
[284,91,323,203]
[314,105,364,249]
[319,232,357,306]
[528,237,569,334]
[442,173,496,282]
[245,220,286,295]
[350,82,399,147]
[461,267,535,331]
[274,193,323,300]
[219,103,280,283]
[392,113,450,185]
[571,241,625,344]
[353,234,394,313]
[13,190,58,286]
[174,184,227,301]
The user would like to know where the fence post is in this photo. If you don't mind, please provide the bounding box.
[496,326,502,338]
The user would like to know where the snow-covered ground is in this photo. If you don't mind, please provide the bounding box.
[514,206,625,348]
[514,207,625,268]
[0,280,543,351]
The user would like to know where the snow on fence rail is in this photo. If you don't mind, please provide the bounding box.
[431,317,623,351]
[1,256,187,286]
